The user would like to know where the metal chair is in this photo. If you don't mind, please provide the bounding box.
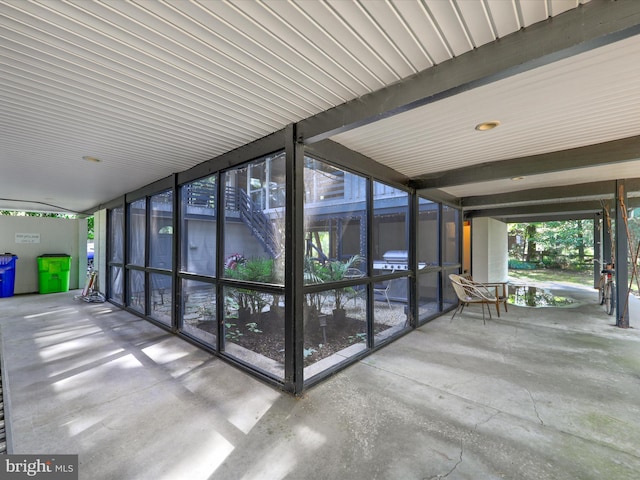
[344,268,365,306]
[373,279,392,308]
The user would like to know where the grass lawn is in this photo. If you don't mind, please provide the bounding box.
[509,268,640,296]
[508,268,594,287]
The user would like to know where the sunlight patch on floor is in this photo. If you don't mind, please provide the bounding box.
[294,424,327,449]
[141,338,191,364]
[38,333,116,361]
[61,415,103,437]
[162,432,234,480]
[23,308,78,319]
[48,354,146,410]
[227,388,282,435]
[238,441,298,480]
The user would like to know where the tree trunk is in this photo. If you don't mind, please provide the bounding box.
[525,224,537,262]
[577,220,585,263]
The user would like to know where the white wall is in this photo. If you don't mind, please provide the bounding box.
[94,209,107,296]
[471,217,508,283]
[225,223,274,259]
[91,211,274,299]
[0,216,87,294]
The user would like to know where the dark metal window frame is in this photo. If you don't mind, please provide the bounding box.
[104,128,462,395]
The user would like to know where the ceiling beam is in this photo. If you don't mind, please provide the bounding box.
[305,140,410,187]
[465,200,604,219]
[411,135,640,189]
[465,197,640,220]
[462,178,640,209]
[490,213,598,223]
[417,188,460,206]
[297,0,640,145]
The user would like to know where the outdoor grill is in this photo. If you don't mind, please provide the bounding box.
[373,250,427,272]
[373,250,409,271]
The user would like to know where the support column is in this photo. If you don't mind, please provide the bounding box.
[284,124,305,394]
[408,191,418,329]
[615,180,629,328]
[470,217,508,283]
[593,213,601,289]
[172,174,179,332]
[602,208,612,266]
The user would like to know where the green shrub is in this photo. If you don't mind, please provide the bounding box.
[508,259,538,270]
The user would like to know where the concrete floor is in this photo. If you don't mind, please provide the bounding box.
[1,281,639,480]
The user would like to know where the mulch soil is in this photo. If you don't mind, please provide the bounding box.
[197,312,370,366]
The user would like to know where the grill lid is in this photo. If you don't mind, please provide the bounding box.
[382,250,408,263]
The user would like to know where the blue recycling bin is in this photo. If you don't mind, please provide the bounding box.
[0,254,18,298]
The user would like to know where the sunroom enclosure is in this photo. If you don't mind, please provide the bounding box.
[103,130,460,395]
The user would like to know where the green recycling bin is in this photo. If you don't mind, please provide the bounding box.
[37,254,72,294]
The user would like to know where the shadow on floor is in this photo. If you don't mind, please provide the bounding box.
[1,286,639,479]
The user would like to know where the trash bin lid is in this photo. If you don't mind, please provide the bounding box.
[39,254,70,257]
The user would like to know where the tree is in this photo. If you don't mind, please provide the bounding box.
[509,220,594,269]
[87,216,94,240]
[525,224,538,262]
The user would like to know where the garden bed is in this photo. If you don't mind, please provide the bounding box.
[192,310,400,368]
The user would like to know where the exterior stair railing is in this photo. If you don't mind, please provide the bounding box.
[184,182,281,258]
[226,187,281,258]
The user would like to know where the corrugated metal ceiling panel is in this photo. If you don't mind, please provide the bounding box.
[331,32,640,180]
[0,0,595,213]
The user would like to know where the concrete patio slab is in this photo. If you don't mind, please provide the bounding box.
[0,283,639,479]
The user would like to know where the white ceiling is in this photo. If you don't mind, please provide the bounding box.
[2,0,639,217]
[333,33,640,193]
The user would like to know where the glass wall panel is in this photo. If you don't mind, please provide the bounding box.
[223,286,284,379]
[128,269,145,313]
[373,277,409,345]
[129,198,146,266]
[248,156,286,210]
[303,158,367,283]
[180,175,216,276]
[109,207,124,263]
[108,206,125,305]
[442,269,459,311]
[109,266,123,305]
[418,198,439,268]
[222,153,285,284]
[418,271,440,322]
[149,190,173,270]
[442,205,460,266]
[373,182,408,275]
[105,140,463,393]
[150,273,172,325]
[303,287,367,379]
[181,279,217,347]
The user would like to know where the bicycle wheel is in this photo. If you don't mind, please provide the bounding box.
[598,277,606,305]
[606,283,616,316]
[603,282,611,313]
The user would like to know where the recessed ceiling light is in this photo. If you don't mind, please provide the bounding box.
[82,156,101,163]
[475,120,501,131]
[511,176,525,181]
